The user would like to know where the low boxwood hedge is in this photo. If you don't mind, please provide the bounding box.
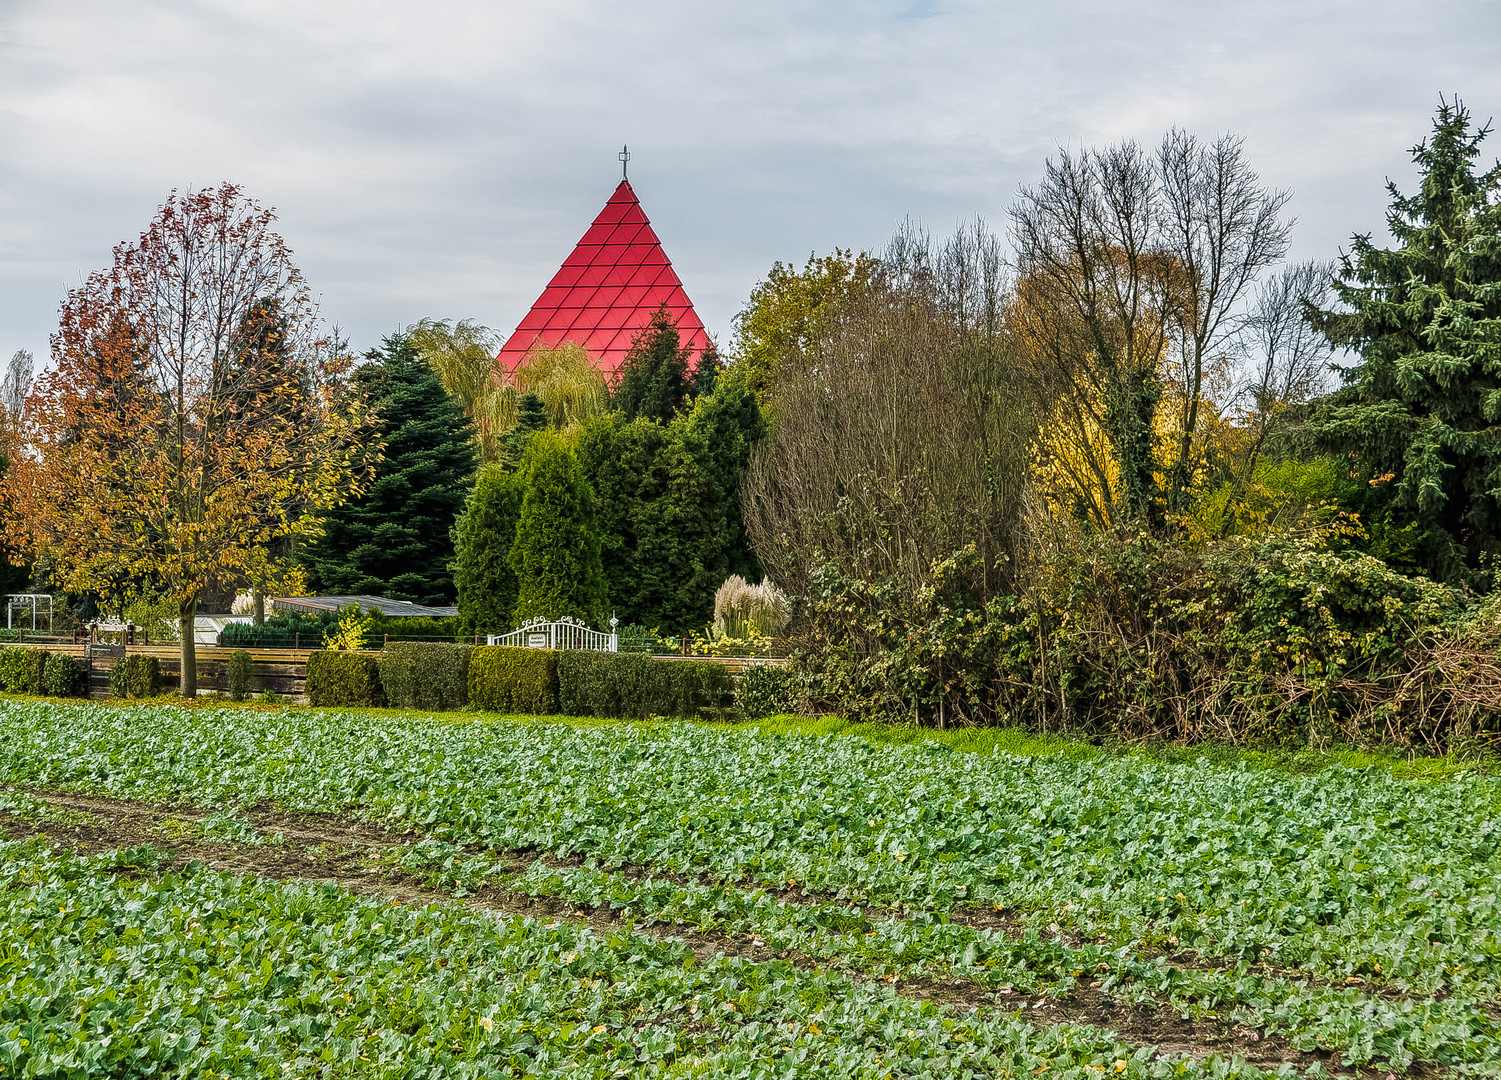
[469,647,558,714]
[41,653,87,698]
[558,651,732,720]
[0,647,35,693]
[379,642,473,711]
[109,655,161,699]
[305,651,384,707]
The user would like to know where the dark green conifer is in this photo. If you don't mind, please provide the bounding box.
[501,392,547,466]
[1315,100,1501,584]
[450,464,523,634]
[301,333,476,604]
[508,431,609,625]
[612,305,692,423]
[575,369,765,633]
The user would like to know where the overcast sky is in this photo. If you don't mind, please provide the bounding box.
[3,0,1500,371]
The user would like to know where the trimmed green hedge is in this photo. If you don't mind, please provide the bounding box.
[0,647,38,694]
[306,651,384,708]
[41,653,86,698]
[558,651,732,720]
[469,647,558,714]
[380,642,473,711]
[109,655,161,699]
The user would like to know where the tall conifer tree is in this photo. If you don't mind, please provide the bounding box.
[1316,100,1501,584]
[508,431,609,625]
[302,333,476,604]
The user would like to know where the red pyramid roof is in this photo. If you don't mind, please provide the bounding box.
[497,180,711,378]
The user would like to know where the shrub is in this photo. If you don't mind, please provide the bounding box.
[368,613,466,644]
[557,650,732,719]
[735,664,800,720]
[305,651,384,708]
[19,649,48,695]
[42,653,86,698]
[0,647,30,693]
[227,649,253,702]
[220,612,334,649]
[468,646,558,714]
[380,642,473,711]
[109,655,161,699]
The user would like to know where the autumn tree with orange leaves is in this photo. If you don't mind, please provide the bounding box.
[2,183,377,695]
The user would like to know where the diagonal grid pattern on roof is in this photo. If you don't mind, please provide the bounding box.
[497,180,710,377]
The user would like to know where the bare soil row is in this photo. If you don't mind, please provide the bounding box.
[0,789,1411,1075]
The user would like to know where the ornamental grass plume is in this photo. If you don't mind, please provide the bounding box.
[713,576,788,640]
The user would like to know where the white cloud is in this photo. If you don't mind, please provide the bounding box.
[2,0,1498,364]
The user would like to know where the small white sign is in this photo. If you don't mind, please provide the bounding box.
[527,632,548,648]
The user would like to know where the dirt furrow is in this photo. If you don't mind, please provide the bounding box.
[0,791,1410,1074]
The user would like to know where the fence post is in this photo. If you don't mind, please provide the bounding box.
[295,632,299,649]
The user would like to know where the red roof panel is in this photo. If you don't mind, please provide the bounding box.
[498,179,712,377]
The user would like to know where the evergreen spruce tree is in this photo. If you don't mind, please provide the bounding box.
[690,343,722,400]
[508,431,609,625]
[301,333,476,604]
[450,465,523,634]
[1316,100,1501,585]
[613,305,692,422]
[501,392,547,465]
[575,369,766,633]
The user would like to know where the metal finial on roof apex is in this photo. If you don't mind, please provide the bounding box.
[618,144,630,180]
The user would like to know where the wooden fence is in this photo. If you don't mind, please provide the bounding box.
[14,643,322,701]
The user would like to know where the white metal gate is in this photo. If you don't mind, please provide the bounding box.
[488,615,618,652]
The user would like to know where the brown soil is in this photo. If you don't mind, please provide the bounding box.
[0,790,1433,1077]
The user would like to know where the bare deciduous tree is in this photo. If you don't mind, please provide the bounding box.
[744,222,1034,604]
[1159,130,1293,510]
[1,350,32,430]
[1011,130,1293,527]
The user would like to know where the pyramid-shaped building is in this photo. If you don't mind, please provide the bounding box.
[497,180,711,378]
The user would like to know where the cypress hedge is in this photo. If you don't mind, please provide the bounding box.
[557,651,731,720]
[305,651,384,707]
[109,655,161,699]
[468,646,558,714]
[380,642,473,711]
[41,654,86,698]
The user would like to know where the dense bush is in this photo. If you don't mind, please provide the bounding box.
[468,646,558,714]
[0,648,32,693]
[380,642,473,711]
[305,651,384,708]
[227,650,253,702]
[558,651,732,720]
[789,526,1492,750]
[735,664,800,720]
[109,655,161,699]
[370,614,466,643]
[220,612,333,649]
[42,653,86,697]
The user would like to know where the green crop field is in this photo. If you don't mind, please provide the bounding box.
[1,699,1498,1077]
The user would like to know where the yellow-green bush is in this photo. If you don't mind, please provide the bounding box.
[109,655,161,699]
[305,651,384,708]
[380,643,472,711]
[558,651,732,719]
[468,647,558,714]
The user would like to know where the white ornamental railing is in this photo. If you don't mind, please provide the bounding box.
[488,615,618,652]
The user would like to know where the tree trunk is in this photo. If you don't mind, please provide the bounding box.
[179,596,197,698]
[252,587,265,626]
